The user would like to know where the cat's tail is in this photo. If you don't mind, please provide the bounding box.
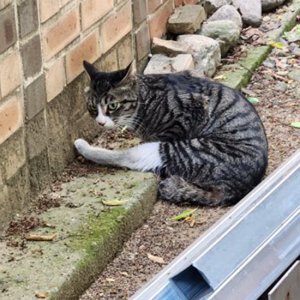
[159,176,234,207]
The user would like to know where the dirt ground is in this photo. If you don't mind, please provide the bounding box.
[80,6,300,300]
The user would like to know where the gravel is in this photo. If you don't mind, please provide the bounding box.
[80,5,300,300]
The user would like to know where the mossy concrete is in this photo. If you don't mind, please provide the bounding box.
[0,171,157,300]
[216,0,300,90]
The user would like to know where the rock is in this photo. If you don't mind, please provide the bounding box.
[232,0,262,27]
[261,0,287,12]
[202,0,232,16]
[274,81,288,92]
[152,37,190,56]
[144,54,194,75]
[167,5,207,34]
[200,20,241,56]
[288,69,300,82]
[208,5,242,29]
[263,59,276,69]
[291,47,300,57]
[177,35,221,77]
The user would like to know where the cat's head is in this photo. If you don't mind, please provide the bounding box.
[83,61,138,128]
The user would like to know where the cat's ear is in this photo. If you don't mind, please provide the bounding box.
[120,60,136,82]
[83,60,98,80]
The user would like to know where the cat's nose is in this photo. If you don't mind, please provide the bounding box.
[96,120,105,126]
[95,116,106,126]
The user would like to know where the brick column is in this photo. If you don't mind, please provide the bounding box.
[0,0,29,229]
[18,0,50,197]
[133,0,151,69]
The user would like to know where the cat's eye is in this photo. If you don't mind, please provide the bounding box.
[107,102,120,111]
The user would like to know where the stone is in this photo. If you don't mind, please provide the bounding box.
[274,81,288,92]
[177,35,221,77]
[144,54,194,74]
[167,5,206,34]
[152,37,190,56]
[202,0,232,16]
[288,69,300,82]
[208,4,242,29]
[261,0,287,12]
[232,0,262,27]
[201,20,241,56]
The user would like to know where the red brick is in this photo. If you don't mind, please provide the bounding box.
[81,0,113,30]
[0,94,23,144]
[17,0,38,38]
[133,0,147,25]
[117,35,133,69]
[42,8,80,60]
[100,1,132,53]
[135,22,150,61]
[0,51,21,97]
[45,57,66,102]
[148,0,162,14]
[149,0,174,38]
[66,31,100,83]
[39,0,60,23]
[60,0,72,6]
[0,0,12,10]
[0,5,17,54]
[175,0,199,5]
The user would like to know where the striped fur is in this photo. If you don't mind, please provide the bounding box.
[81,61,268,206]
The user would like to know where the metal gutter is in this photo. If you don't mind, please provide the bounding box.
[131,150,300,300]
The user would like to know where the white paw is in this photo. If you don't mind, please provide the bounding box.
[74,138,90,154]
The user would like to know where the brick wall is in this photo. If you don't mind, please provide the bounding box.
[0,0,198,231]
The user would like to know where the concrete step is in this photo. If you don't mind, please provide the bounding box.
[0,170,157,299]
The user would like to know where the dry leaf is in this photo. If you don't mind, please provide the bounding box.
[25,233,57,241]
[214,75,226,80]
[184,216,196,227]
[35,291,48,298]
[102,199,128,206]
[106,277,115,282]
[120,271,129,277]
[147,253,166,264]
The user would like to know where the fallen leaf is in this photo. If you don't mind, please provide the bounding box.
[291,122,300,128]
[102,199,128,206]
[147,253,166,264]
[35,291,48,298]
[121,125,128,133]
[170,208,197,221]
[25,233,57,241]
[269,41,286,49]
[241,88,256,97]
[106,277,115,282]
[120,271,129,277]
[184,216,196,227]
[247,97,260,105]
[214,74,226,80]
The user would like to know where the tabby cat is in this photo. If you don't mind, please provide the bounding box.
[74,61,268,206]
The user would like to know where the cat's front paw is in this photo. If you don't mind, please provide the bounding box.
[74,138,90,155]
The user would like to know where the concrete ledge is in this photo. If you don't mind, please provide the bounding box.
[0,171,157,300]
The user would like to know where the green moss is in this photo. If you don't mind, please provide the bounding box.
[69,207,126,256]
[219,46,271,90]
